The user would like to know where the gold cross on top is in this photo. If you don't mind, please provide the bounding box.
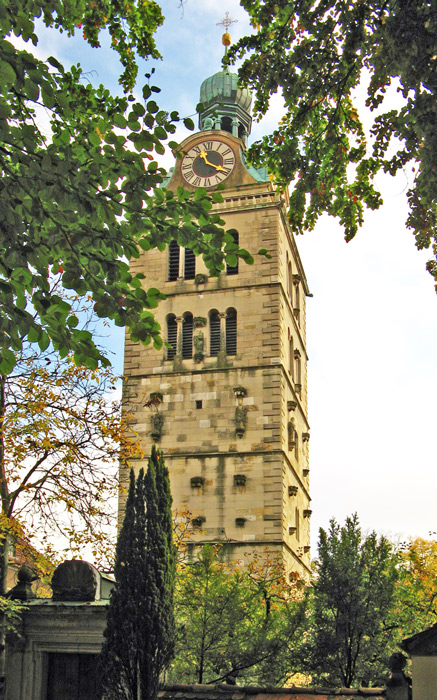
[216,12,238,32]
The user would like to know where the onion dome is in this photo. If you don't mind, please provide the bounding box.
[198,67,253,142]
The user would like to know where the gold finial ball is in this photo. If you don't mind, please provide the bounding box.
[222,32,231,46]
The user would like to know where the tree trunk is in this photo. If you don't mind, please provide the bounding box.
[0,375,7,700]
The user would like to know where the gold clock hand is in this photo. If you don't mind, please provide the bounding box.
[199,149,228,173]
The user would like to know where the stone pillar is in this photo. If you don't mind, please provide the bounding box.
[175,316,183,357]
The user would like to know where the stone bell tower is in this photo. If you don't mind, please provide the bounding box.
[122,26,312,579]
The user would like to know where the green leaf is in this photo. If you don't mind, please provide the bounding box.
[113,113,127,128]
[183,117,195,131]
[0,349,16,374]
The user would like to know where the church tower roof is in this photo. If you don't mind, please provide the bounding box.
[198,21,253,143]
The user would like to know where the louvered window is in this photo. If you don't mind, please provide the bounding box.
[226,232,239,275]
[168,241,180,281]
[209,310,220,356]
[184,248,195,280]
[226,308,237,355]
[167,315,177,360]
[182,313,193,359]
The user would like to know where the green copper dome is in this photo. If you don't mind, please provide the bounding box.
[200,69,252,113]
[198,68,252,143]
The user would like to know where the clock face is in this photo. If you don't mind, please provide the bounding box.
[181,139,236,187]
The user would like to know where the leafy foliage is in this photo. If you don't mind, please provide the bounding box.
[230,0,437,285]
[169,545,306,686]
[0,340,137,592]
[304,514,398,688]
[0,0,253,374]
[393,537,437,642]
[99,450,176,700]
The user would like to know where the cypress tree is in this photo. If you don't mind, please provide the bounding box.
[99,447,176,700]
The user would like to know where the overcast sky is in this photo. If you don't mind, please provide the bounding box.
[31,0,436,547]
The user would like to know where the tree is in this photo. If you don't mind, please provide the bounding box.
[99,449,176,700]
[392,537,437,642]
[169,545,306,686]
[230,1,437,286]
[304,514,398,688]
[0,0,253,375]
[0,342,137,595]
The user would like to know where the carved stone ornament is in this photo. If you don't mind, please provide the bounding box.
[233,474,247,487]
[51,560,98,602]
[288,526,297,535]
[235,517,246,528]
[302,432,310,442]
[303,509,312,518]
[235,406,248,438]
[287,401,297,412]
[190,476,205,489]
[288,485,298,496]
[7,565,38,601]
[191,516,206,528]
[151,412,165,442]
[303,468,310,477]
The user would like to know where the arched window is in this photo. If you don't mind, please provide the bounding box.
[209,310,220,356]
[168,241,180,281]
[295,507,300,542]
[182,313,193,359]
[226,232,239,276]
[221,116,232,134]
[288,330,294,377]
[184,248,195,280]
[294,280,300,310]
[226,308,237,356]
[167,315,177,360]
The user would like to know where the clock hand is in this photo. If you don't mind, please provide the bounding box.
[199,150,227,172]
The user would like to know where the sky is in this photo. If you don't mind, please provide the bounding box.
[28,0,436,548]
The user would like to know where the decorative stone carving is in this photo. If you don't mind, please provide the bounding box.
[151,412,165,442]
[193,332,205,363]
[191,516,206,528]
[51,560,98,602]
[303,468,310,477]
[235,406,248,438]
[302,432,310,442]
[287,400,297,412]
[288,485,298,497]
[7,565,38,601]
[288,526,296,535]
[190,476,205,489]
[303,509,312,518]
[235,517,246,528]
[233,474,246,487]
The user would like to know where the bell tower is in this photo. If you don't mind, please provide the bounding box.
[122,27,312,579]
